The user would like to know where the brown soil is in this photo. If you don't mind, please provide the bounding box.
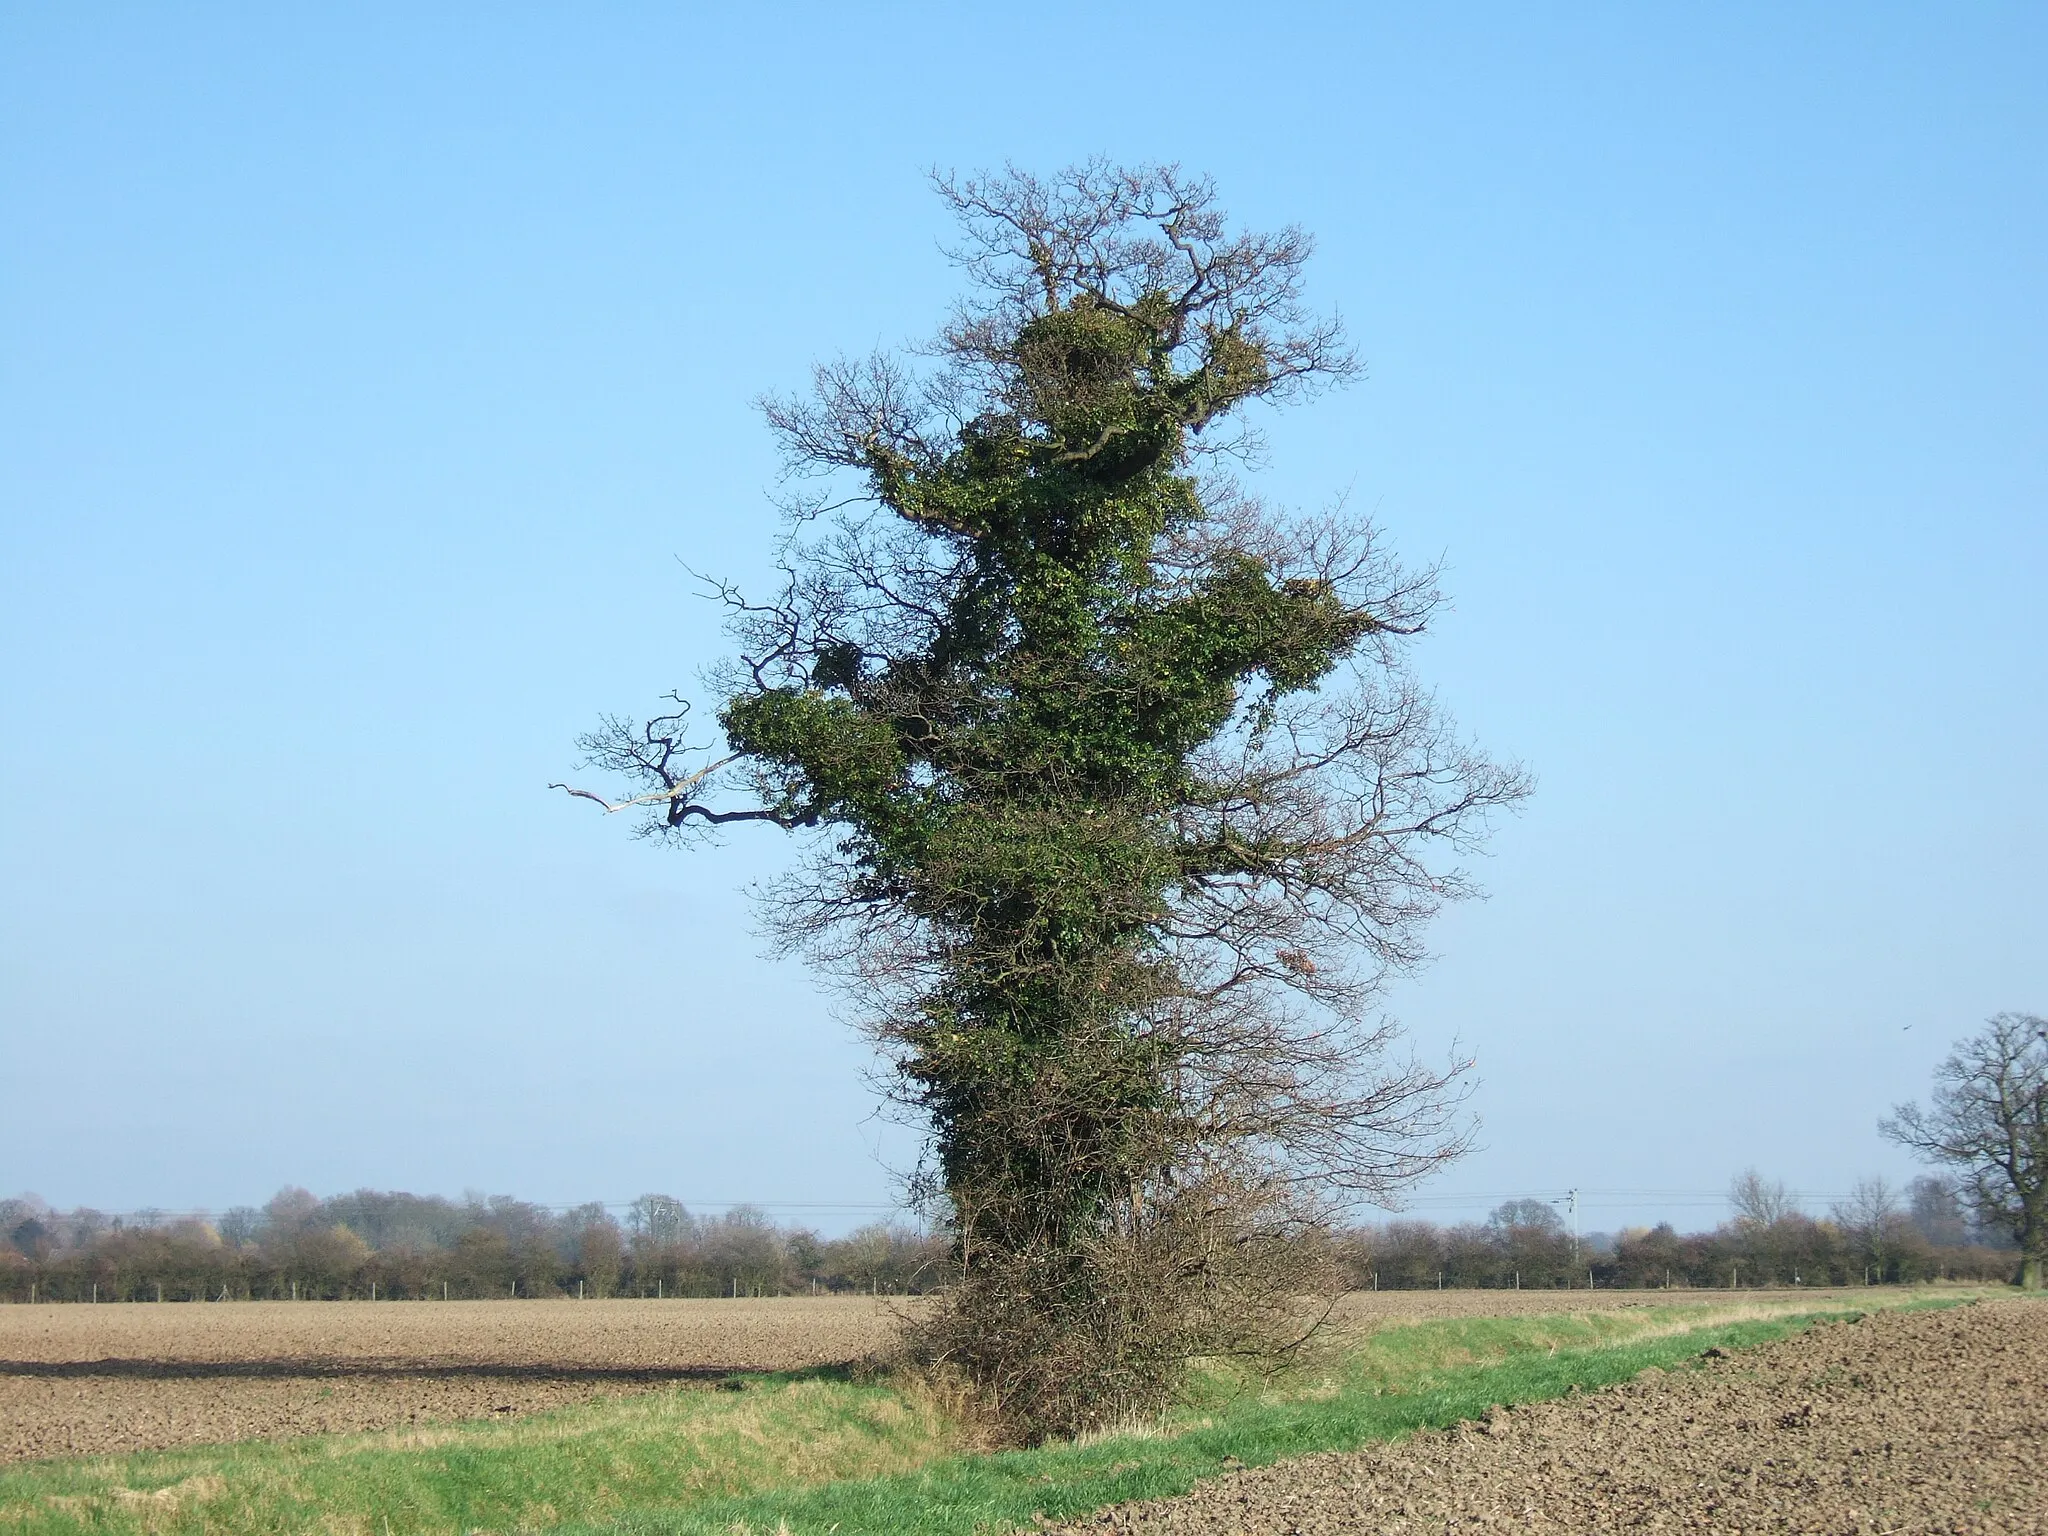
[1057,1296,2048,1535]
[0,1297,901,1463]
[0,1288,1973,1472]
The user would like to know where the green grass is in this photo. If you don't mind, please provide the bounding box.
[585,1298,1976,1536]
[0,1366,966,1536]
[0,1292,1981,1536]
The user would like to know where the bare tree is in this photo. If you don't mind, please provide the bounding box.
[1906,1174,1969,1248]
[1830,1176,1908,1281]
[1883,1013,2047,1289]
[1487,1199,1571,1286]
[1728,1168,1796,1228]
[626,1194,695,1248]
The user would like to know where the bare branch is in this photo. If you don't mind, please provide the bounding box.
[549,754,738,815]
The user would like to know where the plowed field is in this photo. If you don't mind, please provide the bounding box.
[1056,1296,2048,1534]
[0,1288,1877,1464]
[0,1297,901,1463]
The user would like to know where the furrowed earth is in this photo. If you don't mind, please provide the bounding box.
[0,1297,902,1462]
[1056,1295,2048,1534]
[0,1288,1904,1463]
[5,1289,2041,1536]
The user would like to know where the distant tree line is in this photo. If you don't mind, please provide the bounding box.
[2,1168,2021,1305]
[1336,1172,2019,1291]
[0,1188,947,1303]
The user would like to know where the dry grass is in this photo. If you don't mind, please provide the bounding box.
[1319,1284,1898,1331]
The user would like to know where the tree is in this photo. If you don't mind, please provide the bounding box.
[575,1216,624,1297]
[1489,1197,1564,1232]
[1488,1199,1570,1286]
[1369,1219,1445,1289]
[218,1206,262,1248]
[627,1194,694,1248]
[832,1221,901,1295]
[263,1186,320,1233]
[701,1205,784,1296]
[1611,1223,1686,1288]
[1882,1013,2047,1289]
[1724,1169,1802,1284]
[1728,1168,1796,1228]
[1905,1174,1969,1248]
[7,1217,51,1262]
[1830,1176,1908,1282]
[560,162,1525,1436]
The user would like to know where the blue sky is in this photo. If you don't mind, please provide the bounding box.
[3,4,2041,1234]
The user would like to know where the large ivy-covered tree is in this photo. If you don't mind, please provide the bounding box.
[561,163,1525,1435]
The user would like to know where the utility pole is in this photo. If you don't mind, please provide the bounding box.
[1553,1188,1580,1268]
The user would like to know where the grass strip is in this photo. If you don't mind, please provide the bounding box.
[0,1293,1974,1536]
[0,1368,966,1536]
[575,1303,1962,1536]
